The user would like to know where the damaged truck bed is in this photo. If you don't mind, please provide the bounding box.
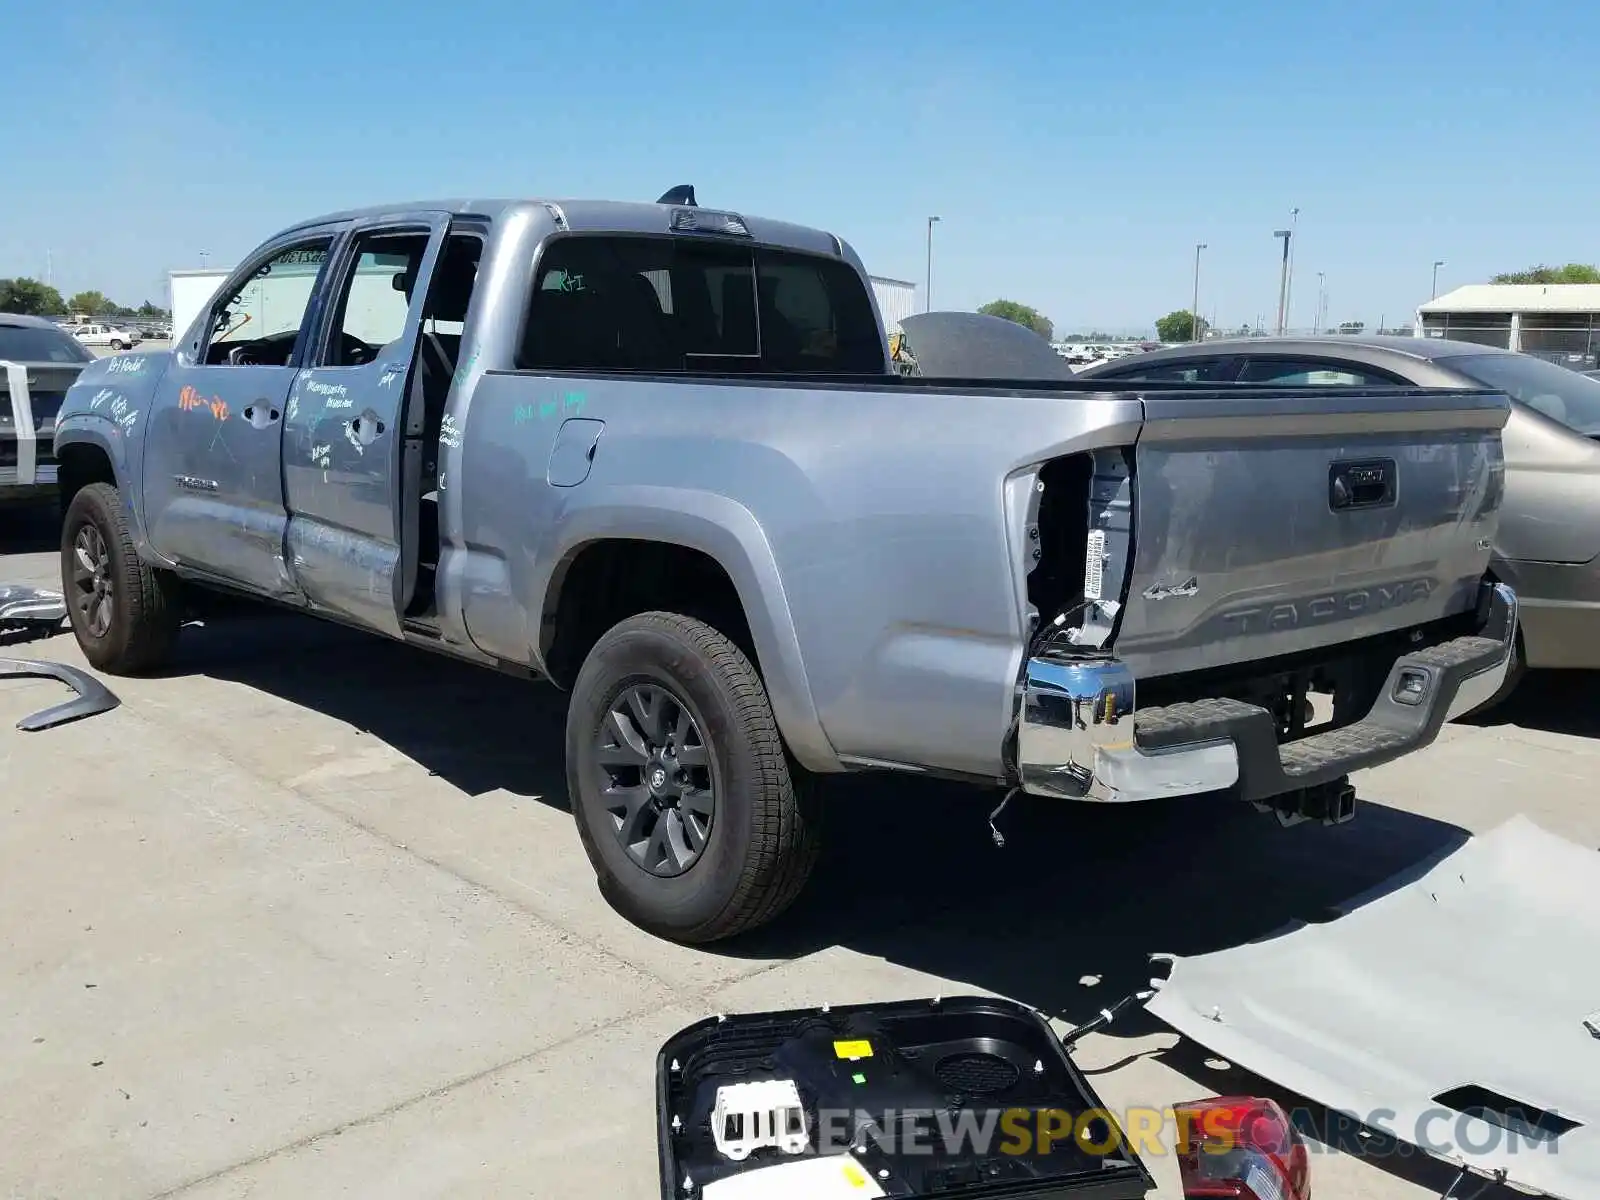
[1146,815,1600,1199]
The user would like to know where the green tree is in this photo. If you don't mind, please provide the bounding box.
[136,300,170,319]
[977,299,1053,341]
[1491,264,1600,284]
[68,289,113,315]
[0,277,67,316]
[1155,310,1209,342]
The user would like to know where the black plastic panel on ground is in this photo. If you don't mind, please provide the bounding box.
[655,996,1153,1199]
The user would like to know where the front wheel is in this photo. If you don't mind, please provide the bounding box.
[566,612,821,944]
[61,482,181,673]
[109,340,126,351]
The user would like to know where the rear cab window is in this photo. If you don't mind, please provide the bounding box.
[518,234,884,374]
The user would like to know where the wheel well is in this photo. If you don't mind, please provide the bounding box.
[56,443,117,513]
[543,539,758,690]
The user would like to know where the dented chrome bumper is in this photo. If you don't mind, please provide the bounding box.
[1016,581,1518,804]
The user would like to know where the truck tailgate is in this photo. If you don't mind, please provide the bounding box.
[1113,385,1509,677]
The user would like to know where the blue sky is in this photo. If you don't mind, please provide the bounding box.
[5,0,1598,334]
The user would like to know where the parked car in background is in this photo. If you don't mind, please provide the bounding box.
[72,322,141,351]
[1083,335,1600,706]
[0,313,94,503]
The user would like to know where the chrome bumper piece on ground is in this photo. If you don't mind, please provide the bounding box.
[1017,581,1518,804]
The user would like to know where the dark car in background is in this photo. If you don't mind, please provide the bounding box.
[1082,335,1600,706]
[1,313,95,505]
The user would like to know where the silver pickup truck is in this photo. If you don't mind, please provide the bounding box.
[51,191,1516,943]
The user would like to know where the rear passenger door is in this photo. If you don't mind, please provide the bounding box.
[281,214,450,637]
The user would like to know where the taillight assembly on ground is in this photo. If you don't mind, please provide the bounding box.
[1173,1096,1310,1200]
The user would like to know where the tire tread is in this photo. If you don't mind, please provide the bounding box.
[570,611,820,943]
[63,482,180,673]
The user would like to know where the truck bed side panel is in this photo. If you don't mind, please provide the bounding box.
[452,372,1142,779]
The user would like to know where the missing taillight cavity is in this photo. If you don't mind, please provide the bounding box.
[1027,452,1091,629]
[1026,448,1134,654]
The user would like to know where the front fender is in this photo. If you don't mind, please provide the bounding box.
[535,486,842,774]
[53,351,170,557]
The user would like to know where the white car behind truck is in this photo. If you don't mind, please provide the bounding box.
[71,322,141,351]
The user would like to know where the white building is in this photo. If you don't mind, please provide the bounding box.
[168,268,232,342]
[870,276,918,333]
[1418,283,1600,368]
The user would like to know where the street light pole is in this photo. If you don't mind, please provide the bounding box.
[924,216,941,312]
[1314,271,1326,334]
[1273,229,1292,335]
[1432,260,1445,299]
[1191,242,1207,343]
[1284,207,1300,329]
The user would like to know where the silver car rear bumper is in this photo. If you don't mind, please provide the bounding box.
[1017,581,1518,803]
[1,360,57,495]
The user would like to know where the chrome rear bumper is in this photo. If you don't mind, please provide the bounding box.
[1017,581,1518,803]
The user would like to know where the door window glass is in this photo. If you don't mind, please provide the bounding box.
[1236,357,1399,386]
[323,231,432,366]
[1111,359,1235,383]
[206,239,335,366]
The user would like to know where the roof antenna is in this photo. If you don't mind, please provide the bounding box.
[657,185,697,207]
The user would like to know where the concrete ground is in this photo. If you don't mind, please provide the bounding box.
[3,505,1594,1200]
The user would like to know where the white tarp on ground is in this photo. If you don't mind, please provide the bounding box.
[1146,815,1600,1199]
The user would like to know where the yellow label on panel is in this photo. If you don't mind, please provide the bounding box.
[833,1039,873,1060]
[842,1162,869,1188]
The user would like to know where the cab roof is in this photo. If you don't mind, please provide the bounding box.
[278,198,849,262]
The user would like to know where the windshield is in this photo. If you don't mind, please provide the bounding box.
[1451,353,1600,435]
[0,324,94,364]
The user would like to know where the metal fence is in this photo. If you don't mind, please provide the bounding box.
[1418,313,1513,348]
[1515,314,1600,368]
[1418,312,1600,369]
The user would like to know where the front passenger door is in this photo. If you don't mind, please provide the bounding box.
[141,233,341,596]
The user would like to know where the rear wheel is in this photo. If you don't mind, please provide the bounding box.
[109,340,126,351]
[566,611,820,944]
[60,482,181,673]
